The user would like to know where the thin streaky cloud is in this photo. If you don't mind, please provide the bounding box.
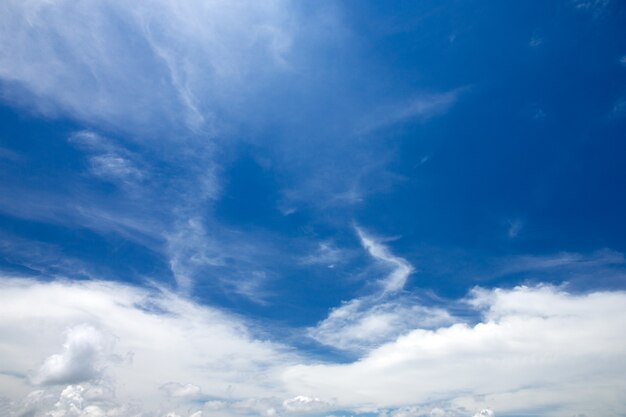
[356,88,465,135]
[356,227,413,294]
[309,228,450,352]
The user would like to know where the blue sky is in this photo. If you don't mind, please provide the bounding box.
[1,1,626,417]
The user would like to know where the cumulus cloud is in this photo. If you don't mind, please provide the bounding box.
[473,410,495,417]
[2,277,626,416]
[0,277,294,415]
[290,286,626,416]
[47,384,119,417]
[282,395,333,413]
[9,383,199,417]
[31,325,108,386]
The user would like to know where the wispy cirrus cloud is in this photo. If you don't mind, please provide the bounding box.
[490,249,626,287]
[571,0,610,13]
[356,89,465,135]
[69,130,147,189]
[0,0,300,136]
[0,0,472,304]
[0,232,98,279]
[356,227,413,294]
[309,227,452,353]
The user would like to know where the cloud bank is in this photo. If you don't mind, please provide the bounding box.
[1,275,626,417]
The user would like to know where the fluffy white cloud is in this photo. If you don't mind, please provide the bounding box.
[2,277,626,417]
[282,395,333,413]
[7,384,126,417]
[47,384,117,417]
[288,285,626,416]
[0,277,294,415]
[31,325,109,386]
[8,383,203,417]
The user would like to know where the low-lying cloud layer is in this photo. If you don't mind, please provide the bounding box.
[1,274,625,417]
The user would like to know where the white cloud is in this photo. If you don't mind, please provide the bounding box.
[309,298,453,352]
[379,405,466,417]
[356,227,413,294]
[494,249,624,277]
[0,0,298,135]
[356,89,464,135]
[7,384,132,417]
[282,395,333,413]
[88,154,144,184]
[204,397,280,417]
[48,384,116,417]
[0,277,294,415]
[289,286,626,416]
[11,383,204,417]
[160,382,202,399]
[165,216,227,292]
[2,277,626,416]
[164,216,286,299]
[68,131,114,153]
[31,325,109,386]
[69,131,147,188]
[301,242,347,268]
[309,228,446,352]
